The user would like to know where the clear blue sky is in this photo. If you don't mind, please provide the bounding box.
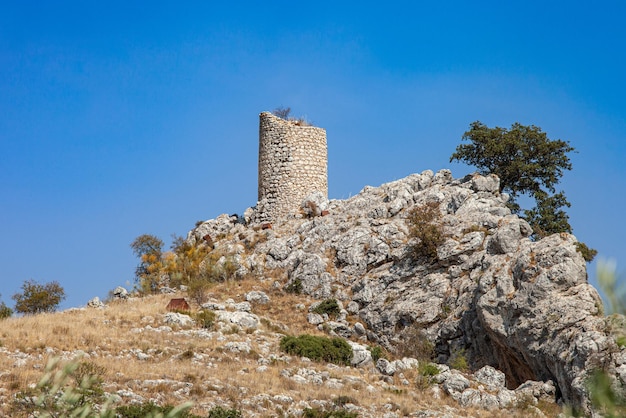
[1,1,625,309]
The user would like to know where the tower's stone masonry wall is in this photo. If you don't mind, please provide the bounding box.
[258,112,327,222]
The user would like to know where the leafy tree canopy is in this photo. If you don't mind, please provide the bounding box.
[0,294,12,319]
[130,234,164,258]
[451,121,596,261]
[130,234,165,293]
[12,279,65,314]
[451,121,574,210]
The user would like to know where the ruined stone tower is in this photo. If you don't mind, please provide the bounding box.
[258,111,327,222]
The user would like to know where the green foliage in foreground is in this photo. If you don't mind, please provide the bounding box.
[207,406,243,418]
[586,369,626,418]
[280,334,352,365]
[12,357,196,418]
[585,260,626,417]
[598,260,626,315]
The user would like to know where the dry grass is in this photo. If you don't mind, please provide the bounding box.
[0,278,563,417]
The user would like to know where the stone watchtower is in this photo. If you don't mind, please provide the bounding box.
[258,112,327,222]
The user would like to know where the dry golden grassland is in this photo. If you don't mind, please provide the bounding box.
[0,277,563,417]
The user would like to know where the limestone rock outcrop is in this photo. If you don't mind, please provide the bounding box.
[187,169,624,414]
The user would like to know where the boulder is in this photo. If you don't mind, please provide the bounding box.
[301,191,329,217]
[216,311,260,330]
[245,290,270,304]
[348,341,373,367]
[112,286,129,299]
[163,312,194,327]
[87,296,105,308]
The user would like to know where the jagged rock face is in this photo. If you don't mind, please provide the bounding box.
[188,169,624,414]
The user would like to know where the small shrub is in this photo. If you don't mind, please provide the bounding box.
[224,325,240,335]
[187,277,211,306]
[73,361,107,403]
[207,405,243,418]
[302,408,358,418]
[406,202,445,261]
[420,362,440,377]
[333,395,358,407]
[0,300,12,319]
[194,310,216,330]
[180,348,195,360]
[285,278,303,294]
[312,299,340,318]
[449,349,469,371]
[272,106,291,119]
[369,345,386,363]
[415,362,440,390]
[576,242,598,262]
[280,334,352,366]
[115,402,198,418]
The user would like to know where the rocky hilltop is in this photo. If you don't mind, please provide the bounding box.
[2,169,621,417]
[187,169,625,415]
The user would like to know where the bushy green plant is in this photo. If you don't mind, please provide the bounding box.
[187,276,211,305]
[285,278,303,294]
[406,202,445,261]
[312,299,340,318]
[420,362,440,377]
[415,362,441,390]
[207,406,243,418]
[449,349,469,371]
[0,297,12,319]
[576,242,599,263]
[194,310,216,329]
[302,408,358,418]
[115,402,198,418]
[280,335,352,366]
[12,279,65,314]
[368,345,386,362]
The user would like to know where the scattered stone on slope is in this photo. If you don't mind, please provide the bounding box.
[163,312,195,327]
[87,296,105,308]
[245,290,270,304]
[112,286,129,299]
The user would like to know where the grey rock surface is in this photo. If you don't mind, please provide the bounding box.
[87,296,105,308]
[184,169,622,414]
[163,312,195,327]
[112,286,129,299]
[245,290,270,304]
